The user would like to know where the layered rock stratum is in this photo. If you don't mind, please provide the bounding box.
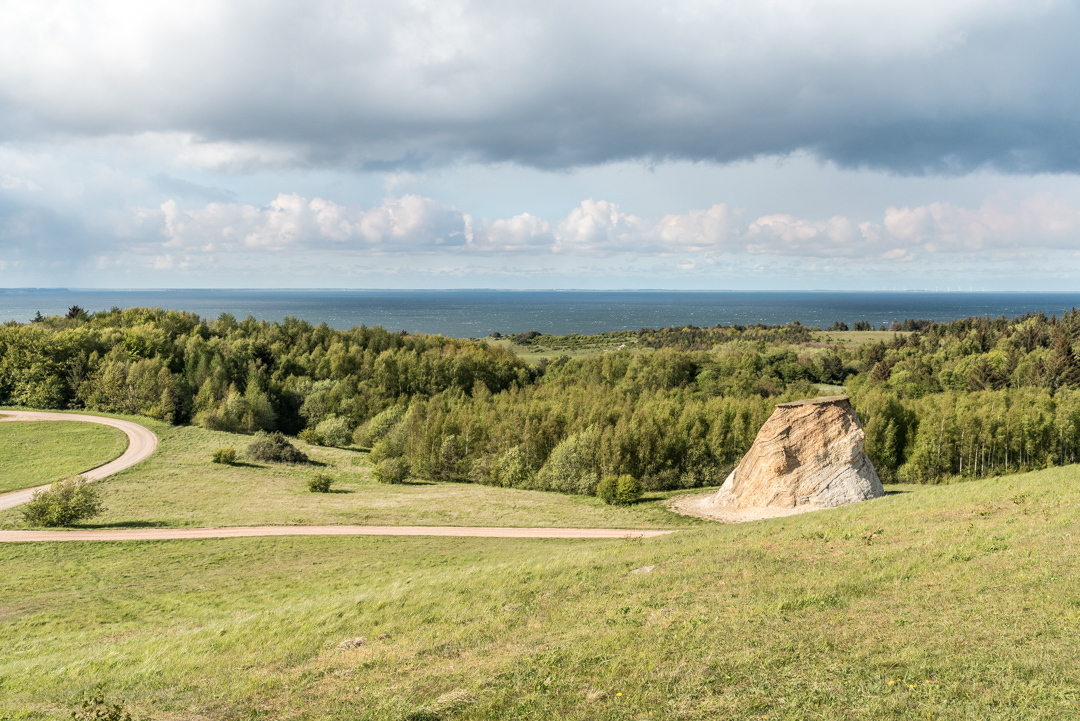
[712,395,884,513]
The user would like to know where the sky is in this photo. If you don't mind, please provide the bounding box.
[2,0,1080,290]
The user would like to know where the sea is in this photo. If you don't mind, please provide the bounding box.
[2,289,1079,338]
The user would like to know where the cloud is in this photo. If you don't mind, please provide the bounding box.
[1,175,42,192]
[743,192,1080,260]
[1,1,1078,173]
[745,214,877,258]
[554,200,653,254]
[470,213,554,252]
[553,200,735,254]
[883,193,1080,253]
[149,191,1080,264]
[150,173,236,203]
[159,194,468,252]
[153,195,740,256]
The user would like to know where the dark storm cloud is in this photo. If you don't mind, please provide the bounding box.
[1,0,1078,174]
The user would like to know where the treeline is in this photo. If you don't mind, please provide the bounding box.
[4,306,1080,493]
[856,386,1080,483]
[848,311,1080,398]
[359,349,827,492]
[0,308,529,432]
[843,310,1080,482]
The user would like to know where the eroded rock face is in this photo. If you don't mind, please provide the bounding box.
[714,396,884,511]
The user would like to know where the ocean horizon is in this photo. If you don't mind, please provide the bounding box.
[3,288,1079,338]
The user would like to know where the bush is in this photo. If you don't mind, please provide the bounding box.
[211,447,237,464]
[315,415,353,447]
[373,457,409,484]
[298,428,324,446]
[308,474,333,493]
[615,474,643,505]
[247,431,308,464]
[596,474,618,504]
[535,426,600,495]
[72,684,133,721]
[22,476,103,527]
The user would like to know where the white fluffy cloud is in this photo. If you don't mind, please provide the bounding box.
[745,214,872,258]
[160,194,468,252]
[883,193,1080,253]
[150,191,1080,263]
[743,193,1080,260]
[553,200,735,254]
[154,196,741,256]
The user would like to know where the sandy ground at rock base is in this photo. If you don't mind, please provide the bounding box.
[666,490,822,523]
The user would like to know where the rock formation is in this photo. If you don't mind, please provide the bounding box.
[713,396,883,511]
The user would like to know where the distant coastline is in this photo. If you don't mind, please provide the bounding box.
[3,288,1079,337]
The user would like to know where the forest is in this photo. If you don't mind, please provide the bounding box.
[4,305,1080,495]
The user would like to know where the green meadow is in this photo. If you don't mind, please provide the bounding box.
[0,420,129,494]
[2,433,1080,718]
[0,423,702,531]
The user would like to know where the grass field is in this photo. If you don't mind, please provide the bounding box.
[0,421,129,494]
[812,330,910,348]
[3,418,1080,718]
[487,335,638,362]
[2,460,1080,718]
[0,423,704,530]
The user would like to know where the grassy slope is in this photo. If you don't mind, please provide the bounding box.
[0,421,129,494]
[0,424,704,530]
[2,466,1080,719]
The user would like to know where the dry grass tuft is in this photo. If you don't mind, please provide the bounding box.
[337,637,367,651]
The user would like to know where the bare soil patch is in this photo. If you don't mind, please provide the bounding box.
[666,490,820,523]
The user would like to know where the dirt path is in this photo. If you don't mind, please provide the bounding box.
[0,411,158,512]
[0,525,675,542]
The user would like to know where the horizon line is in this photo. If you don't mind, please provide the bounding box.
[2,287,1077,294]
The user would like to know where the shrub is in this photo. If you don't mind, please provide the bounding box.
[308,474,333,493]
[211,447,237,464]
[374,458,409,484]
[298,428,324,446]
[247,431,308,464]
[596,474,618,504]
[535,426,600,495]
[22,476,103,527]
[615,474,643,505]
[315,415,353,447]
[72,684,133,721]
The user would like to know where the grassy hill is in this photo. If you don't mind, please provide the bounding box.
[2,450,1079,718]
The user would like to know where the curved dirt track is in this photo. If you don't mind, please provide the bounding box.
[0,525,675,542]
[0,411,158,512]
